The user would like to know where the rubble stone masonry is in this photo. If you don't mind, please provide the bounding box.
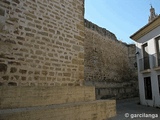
[84,19,137,82]
[84,20,138,99]
[0,0,84,86]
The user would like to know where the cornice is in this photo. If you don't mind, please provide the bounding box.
[130,15,160,41]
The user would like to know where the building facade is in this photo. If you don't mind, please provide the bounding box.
[131,6,160,107]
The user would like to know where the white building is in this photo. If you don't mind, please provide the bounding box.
[130,6,160,107]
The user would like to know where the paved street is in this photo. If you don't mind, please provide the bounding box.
[108,98,160,120]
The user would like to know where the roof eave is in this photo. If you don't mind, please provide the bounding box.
[130,15,160,41]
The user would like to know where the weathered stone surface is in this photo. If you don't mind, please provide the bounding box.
[0,63,7,73]
[84,25,136,82]
[84,20,138,99]
[0,86,95,109]
[0,0,84,86]
[10,67,17,73]
[0,1,117,120]
[0,8,5,16]
[0,99,116,120]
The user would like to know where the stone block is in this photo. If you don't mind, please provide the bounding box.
[0,8,5,16]
[0,100,116,120]
[0,86,95,109]
[0,63,7,73]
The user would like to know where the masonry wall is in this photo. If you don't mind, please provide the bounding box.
[0,86,95,109]
[84,20,138,99]
[0,86,116,120]
[84,19,136,82]
[0,0,84,86]
[0,1,117,119]
[0,99,116,120]
[128,44,137,71]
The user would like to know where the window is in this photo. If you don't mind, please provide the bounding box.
[142,43,150,69]
[155,36,160,53]
[144,77,152,100]
[155,36,160,66]
[157,75,160,94]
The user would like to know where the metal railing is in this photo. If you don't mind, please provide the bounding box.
[139,57,150,71]
[152,53,160,68]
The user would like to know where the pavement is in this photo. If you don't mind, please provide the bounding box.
[108,97,160,120]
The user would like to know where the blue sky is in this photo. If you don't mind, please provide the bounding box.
[84,0,160,44]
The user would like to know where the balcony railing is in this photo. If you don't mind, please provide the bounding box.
[152,53,160,68]
[139,57,150,71]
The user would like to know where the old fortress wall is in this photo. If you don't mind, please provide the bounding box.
[0,0,137,89]
[0,0,84,87]
[0,0,116,120]
[84,20,138,99]
[84,19,129,82]
[0,0,137,119]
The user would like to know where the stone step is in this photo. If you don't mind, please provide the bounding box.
[0,100,116,120]
[0,86,95,109]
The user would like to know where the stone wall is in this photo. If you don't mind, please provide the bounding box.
[0,86,116,120]
[0,1,117,120]
[84,19,136,82]
[128,44,137,71]
[0,0,137,118]
[0,99,116,120]
[84,19,138,99]
[0,0,84,86]
[85,81,138,99]
[0,86,95,109]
